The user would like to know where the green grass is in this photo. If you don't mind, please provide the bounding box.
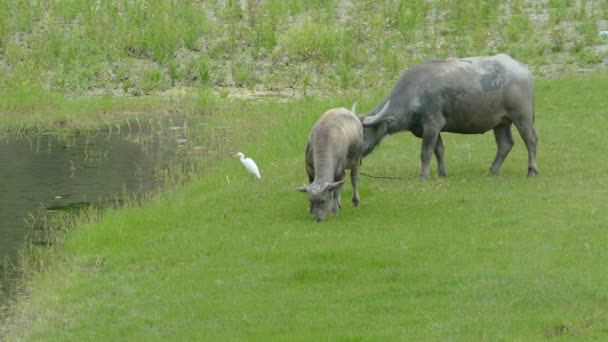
[3,73,608,340]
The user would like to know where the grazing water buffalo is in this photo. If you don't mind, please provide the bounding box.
[360,54,538,180]
[298,106,363,222]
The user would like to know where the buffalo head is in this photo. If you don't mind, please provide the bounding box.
[359,101,392,157]
[297,181,345,222]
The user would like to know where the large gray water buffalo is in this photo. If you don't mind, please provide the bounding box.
[298,106,363,222]
[360,53,538,180]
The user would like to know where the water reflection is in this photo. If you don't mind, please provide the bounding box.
[0,116,190,307]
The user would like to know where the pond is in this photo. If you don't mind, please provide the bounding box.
[0,115,195,310]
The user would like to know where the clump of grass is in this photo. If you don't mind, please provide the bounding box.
[140,68,169,94]
[550,26,566,52]
[196,58,212,87]
[578,12,599,47]
[280,20,344,63]
[246,0,286,57]
[231,62,257,88]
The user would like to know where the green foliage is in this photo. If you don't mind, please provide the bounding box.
[280,20,344,62]
[120,1,208,62]
[578,13,599,47]
[231,62,256,87]
[246,0,287,56]
[167,61,180,86]
[575,47,603,65]
[140,68,169,94]
[382,0,423,43]
[0,0,211,94]
[0,0,606,96]
[550,26,566,52]
[197,58,212,87]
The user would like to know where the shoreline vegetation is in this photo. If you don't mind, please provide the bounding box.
[2,0,608,340]
[1,0,607,129]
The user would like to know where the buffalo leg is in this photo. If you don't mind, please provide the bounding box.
[419,113,446,180]
[490,123,515,174]
[331,184,344,214]
[435,134,447,177]
[330,189,339,214]
[332,170,346,213]
[350,161,361,207]
[513,120,539,177]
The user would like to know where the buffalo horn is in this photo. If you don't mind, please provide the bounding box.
[362,100,391,126]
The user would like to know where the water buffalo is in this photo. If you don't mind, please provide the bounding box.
[298,106,363,222]
[360,54,538,180]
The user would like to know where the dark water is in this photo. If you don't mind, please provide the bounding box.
[0,117,191,309]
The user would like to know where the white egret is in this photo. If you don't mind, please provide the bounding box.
[235,152,261,180]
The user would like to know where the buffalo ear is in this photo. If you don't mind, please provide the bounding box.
[327,180,345,192]
[297,185,309,193]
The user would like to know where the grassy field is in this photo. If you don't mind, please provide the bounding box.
[2,73,607,340]
[2,0,608,340]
